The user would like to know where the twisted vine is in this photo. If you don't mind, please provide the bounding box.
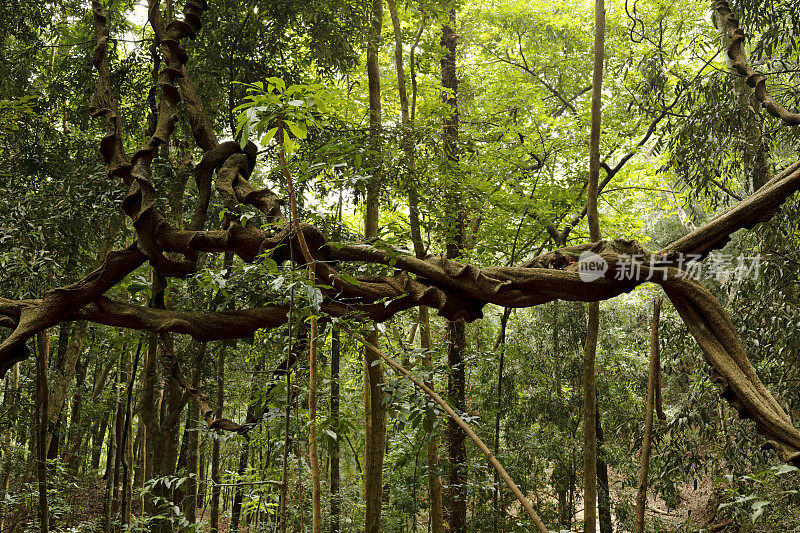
[0,0,799,471]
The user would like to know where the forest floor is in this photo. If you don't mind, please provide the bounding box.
[567,470,729,532]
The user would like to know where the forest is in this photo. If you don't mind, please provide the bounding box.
[1,0,800,531]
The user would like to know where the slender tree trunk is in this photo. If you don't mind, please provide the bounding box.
[91,412,109,471]
[388,1,445,526]
[197,443,206,510]
[35,331,50,533]
[65,351,88,471]
[103,348,121,533]
[387,1,443,527]
[121,339,142,526]
[280,310,293,533]
[330,326,341,533]
[441,7,467,532]
[111,352,129,519]
[364,0,386,529]
[278,107,323,533]
[596,406,612,533]
[229,439,250,532]
[0,363,19,531]
[308,281,322,533]
[45,321,88,457]
[183,390,200,525]
[493,308,511,533]
[295,383,304,532]
[584,1,606,531]
[421,306,445,533]
[635,298,662,533]
[445,318,467,533]
[210,345,225,533]
[231,359,263,532]
[141,334,157,512]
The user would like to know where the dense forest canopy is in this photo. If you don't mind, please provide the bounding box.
[1,0,800,531]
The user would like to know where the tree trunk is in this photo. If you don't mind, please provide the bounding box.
[182,392,200,525]
[120,340,141,525]
[0,362,19,531]
[111,351,129,520]
[635,298,662,533]
[363,0,386,529]
[493,308,511,533]
[65,351,88,471]
[231,359,262,532]
[280,342,291,533]
[421,306,445,533]
[596,406,612,533]
[229,439,250,532]
[583,0,606,531]
[210,344,225,533]
[45,321,88,456]
[102,348,121,533]
[35,331,50,533]
[330,326,341,533]
[386,1,444,527]
[445,318,467,533]
[308,282,322,533]
[91,412,109,472]
[441,7,467,533]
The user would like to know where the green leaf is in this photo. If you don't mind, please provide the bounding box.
[260,127,278,145]
[127,282,149,295]
[239,120,250,149]
[773,464,799,475]
[751,500,769,522]
[287,120,307,140]
[339,273,360,286]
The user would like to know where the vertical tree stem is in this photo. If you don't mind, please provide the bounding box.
[635,298,662,533]
[35,331,50,533]
[278,120,321,533]
[584,0,606,531]
[343,328,549,533]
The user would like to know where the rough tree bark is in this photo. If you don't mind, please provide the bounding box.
[363,0,386,529]
[35,331,50,533]
[441,6,468,533]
